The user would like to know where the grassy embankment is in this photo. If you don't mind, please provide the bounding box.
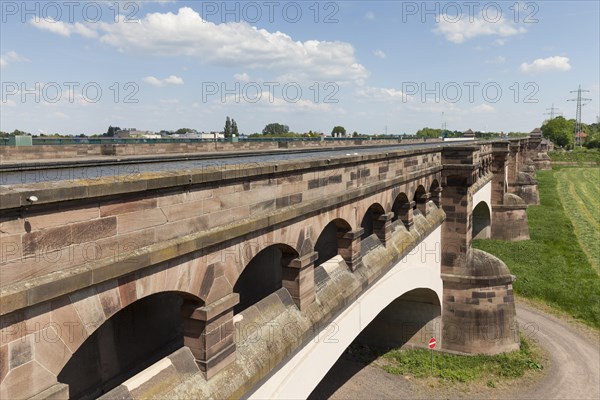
[475,165,600,329]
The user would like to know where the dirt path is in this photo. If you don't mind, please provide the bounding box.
[310,302,600,399]
[516,302,599,399]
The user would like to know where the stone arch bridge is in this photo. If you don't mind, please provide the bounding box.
[0,138,549,399]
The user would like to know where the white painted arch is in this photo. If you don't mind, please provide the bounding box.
[247,226,443,400]
[472,179,492,215]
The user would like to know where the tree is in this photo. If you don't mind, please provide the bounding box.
[331,126,346,137]
[262,123,289,136]
[231,118,239,136]
[175,128,194,135]
[585,122,600,148]
[106,126,121,137]
[415,127,442,138]
[224,117,232,138]
[541,116,574,147]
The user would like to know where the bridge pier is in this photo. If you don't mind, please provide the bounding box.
[490,142,530,241]
[338,228,364,272]
[372,212,393,246]
[440,146,519,354]
[508,140,540,205]
[282,251,318,310]
[182,292,239,379]
[415,192,431,217]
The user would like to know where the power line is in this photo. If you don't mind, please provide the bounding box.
[543,104,562,120]
[567,85,592,146]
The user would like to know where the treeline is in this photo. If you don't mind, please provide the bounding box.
[541,116,600,148]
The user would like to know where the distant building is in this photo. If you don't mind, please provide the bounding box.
[575,131,587,145]
[462,129,475,138]
[115,128,159,138]
[530,128,542,137]
[171,132,225,140]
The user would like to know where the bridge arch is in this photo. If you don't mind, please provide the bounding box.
[391,192,411,230]
[234,244,299,313]
[472,201,491,240]
[360,203,385,240]
[430,179,441,207]
[412,185,428,215]
[57,290,200,399]
[314,218,352,267]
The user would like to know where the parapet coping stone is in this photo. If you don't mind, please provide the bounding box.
[0,146,441,211]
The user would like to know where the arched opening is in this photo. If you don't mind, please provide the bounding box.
[58,291,191,399]
[391,192,411,230]
[309,288,441,399]
[360,203,385,240]
[472,201,491,239]
[234,244,298,314]
[413,185,427,215]
[314,218,352,267]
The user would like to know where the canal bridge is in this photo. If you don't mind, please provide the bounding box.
[0,137,549,399]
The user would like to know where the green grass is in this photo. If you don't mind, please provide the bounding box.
[474,167,600,328]
[549,148,600,164]
[556,168,600,273]
[381,336,542,384]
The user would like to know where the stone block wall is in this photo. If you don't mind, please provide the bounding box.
[0,149,442,295]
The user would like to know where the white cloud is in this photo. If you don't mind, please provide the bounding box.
[0,51,30,68]
[143,75,184,86]
[519,56,571,73]
[434,16,526,44]
[52,111,69,119]
[163,75,184,85]
[234,73,251,82]
[30,18,98,38]
[143,76,163,86]
[365,11,375,20]
[485,56,506,64]
[373,50,387,59]
[472,104,496,113]
[30,7,367,82]
[355,86,409,102]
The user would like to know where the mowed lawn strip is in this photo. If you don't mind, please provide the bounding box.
[474,168,600,329]
[556,168,600,273]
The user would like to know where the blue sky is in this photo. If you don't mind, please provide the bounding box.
[1,0,599,135]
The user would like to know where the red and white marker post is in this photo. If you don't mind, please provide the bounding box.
[428,337,437,374]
